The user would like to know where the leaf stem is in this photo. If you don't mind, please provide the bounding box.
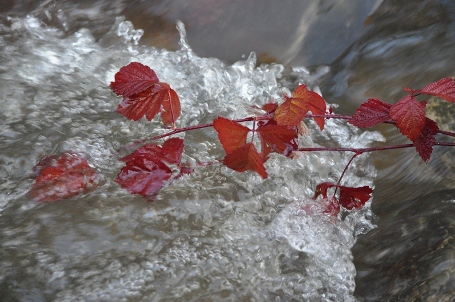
[333,152,361,198]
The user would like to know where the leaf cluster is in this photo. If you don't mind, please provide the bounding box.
[29,62,455,217]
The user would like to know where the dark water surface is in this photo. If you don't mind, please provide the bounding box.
[1,0,455,301]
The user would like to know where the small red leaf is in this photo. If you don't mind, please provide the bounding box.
[275,84,326,130]
[110,62,159,97]
[223,143,268,179]
[338,185,373,210]
[349,98,392,127]
[30,152,101,202]
[390,95,426,141]
[160,86,181,125]
[256,123,298,156]
[213,116,250,154]
[418,77,455,103]
[116,138,186,198]
[414,118,439,163]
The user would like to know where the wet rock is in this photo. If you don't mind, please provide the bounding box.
[353,190,455,301]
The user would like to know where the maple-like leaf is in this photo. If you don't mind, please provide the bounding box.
[30,152,101,202]
[414,118,439,163]
[274,84,326,130]
[349,98,392,127]
[338,185,373,210]
[256,122,298,156]
[110,62,159,97]
[389,95,426,141]
[116,138,189,198]
[417,77,455,103]
[213,116,250,154]
[112,62,181,125]
[223,143,268,179]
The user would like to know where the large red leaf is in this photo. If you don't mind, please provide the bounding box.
[338,185,373,210]
[112,63,181,125]
[389,95,426,141]
[275,84,326,130]
[116,84,167,121]
[110,62,159,97]
[30,152,100,202]
[414,118,439,163]
[116,138,187,198]
[223,143,268,179]
[349,98,392,127]
[418,77,455,103]
[256,123,298,156]
[213,116,250,154]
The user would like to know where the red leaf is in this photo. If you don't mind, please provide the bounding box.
[160,86,181,125]
[313,182,372,211]
[275,84,326,130]
[116,138,186,198]
[414,118,439,163]
[389,95,426,141]
[120,137,184,165]
[116,84,166,121]
[30,153,100,202]
[293,85,327,130]
[116,156,172,197]
[223,143,268,179]
[349,98,392,127]
[110,62,159,97]
[112,63,181,125]
[338,185,373,210]
[213,116,250,154]
[256,123,298,156]
[418,77,455,103]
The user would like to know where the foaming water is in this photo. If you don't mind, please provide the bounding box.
[0,13,382,301]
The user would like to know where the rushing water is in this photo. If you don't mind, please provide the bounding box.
[1,1,455,301]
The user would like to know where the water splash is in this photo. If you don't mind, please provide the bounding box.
[0,14,382,301]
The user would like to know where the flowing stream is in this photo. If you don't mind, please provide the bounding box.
[1,1,455,301]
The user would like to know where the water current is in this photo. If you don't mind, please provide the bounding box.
[1,1,455,301]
